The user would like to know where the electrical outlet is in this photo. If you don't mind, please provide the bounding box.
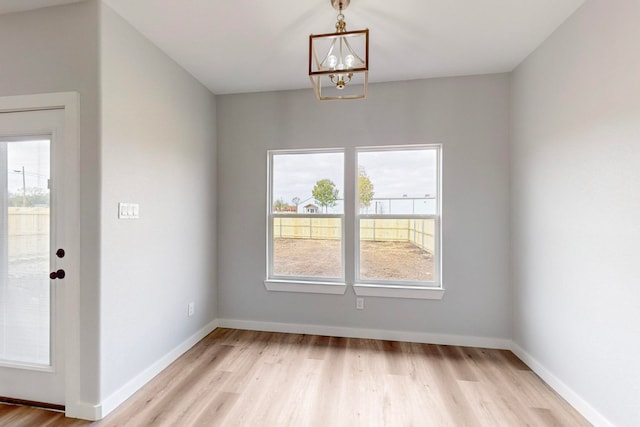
[356,297,364,310]
[188,302,195,317]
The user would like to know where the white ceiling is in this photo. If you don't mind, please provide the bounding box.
[4,0,585,95]
[0,0,82,15]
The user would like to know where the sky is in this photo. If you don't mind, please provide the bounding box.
[273,151,344,207]
[272,147,438,213]
[5,139,50,193]
[358,149,437,198]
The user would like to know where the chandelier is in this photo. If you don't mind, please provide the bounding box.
[309,0,369,100]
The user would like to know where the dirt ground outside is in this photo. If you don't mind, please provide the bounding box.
[273,238,434,281]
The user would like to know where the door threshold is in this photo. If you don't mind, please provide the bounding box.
[0,396,64,412]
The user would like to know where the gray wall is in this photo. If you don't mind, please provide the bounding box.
[99,4,218,400]
[9,1,637,423]
[0,0,218,409]
[510,0,640,425]
[0,0,102,404]
[217,74,511,340]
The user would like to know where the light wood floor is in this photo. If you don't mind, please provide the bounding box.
[0,328,590,426]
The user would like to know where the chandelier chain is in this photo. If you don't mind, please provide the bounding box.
[336,12,346,32]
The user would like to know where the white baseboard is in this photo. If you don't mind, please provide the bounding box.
[65,400,101,421]
[217,318,512,350]
[94,319,219,420]
[81,318,612,426]
[510,343,614,427]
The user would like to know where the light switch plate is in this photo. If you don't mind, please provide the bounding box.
[118,202,140,219]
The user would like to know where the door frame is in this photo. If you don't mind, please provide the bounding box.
[0,92,80,417]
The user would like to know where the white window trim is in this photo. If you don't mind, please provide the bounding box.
[266,149,346,293]
[354,145,443,296]
[264,279,347,295]
[265,144,443,300]
[353,283,445,300]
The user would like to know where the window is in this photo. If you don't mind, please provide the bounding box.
[354,146,442,299]
[265,145,442,299]
[265,149,346,294]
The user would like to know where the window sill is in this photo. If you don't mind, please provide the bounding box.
[264,280,347,295]
[353,283,445,300]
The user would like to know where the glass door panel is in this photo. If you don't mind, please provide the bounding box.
[0,138,51,367]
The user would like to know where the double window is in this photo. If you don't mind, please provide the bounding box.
[266,145,442,299]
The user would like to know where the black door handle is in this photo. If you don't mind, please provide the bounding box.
[50,269,66,280]
[56,249,65,258]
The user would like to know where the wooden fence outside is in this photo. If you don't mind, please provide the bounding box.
[7,207,50,259]
[273,217,342,240]
[273,217,435,254]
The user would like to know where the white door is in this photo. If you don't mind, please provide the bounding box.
[0,108,67,406]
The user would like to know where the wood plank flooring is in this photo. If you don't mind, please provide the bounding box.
[0,328,591,426]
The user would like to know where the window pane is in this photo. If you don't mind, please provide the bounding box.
[359,218,435,282]
[2,139,51,365]
[273,217,342,278]
[270,150,344,280]
[357,149,437,215]
[357,147,439,284]
[272,152,344,214]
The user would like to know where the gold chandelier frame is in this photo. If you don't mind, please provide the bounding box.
[309,0,369,100]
